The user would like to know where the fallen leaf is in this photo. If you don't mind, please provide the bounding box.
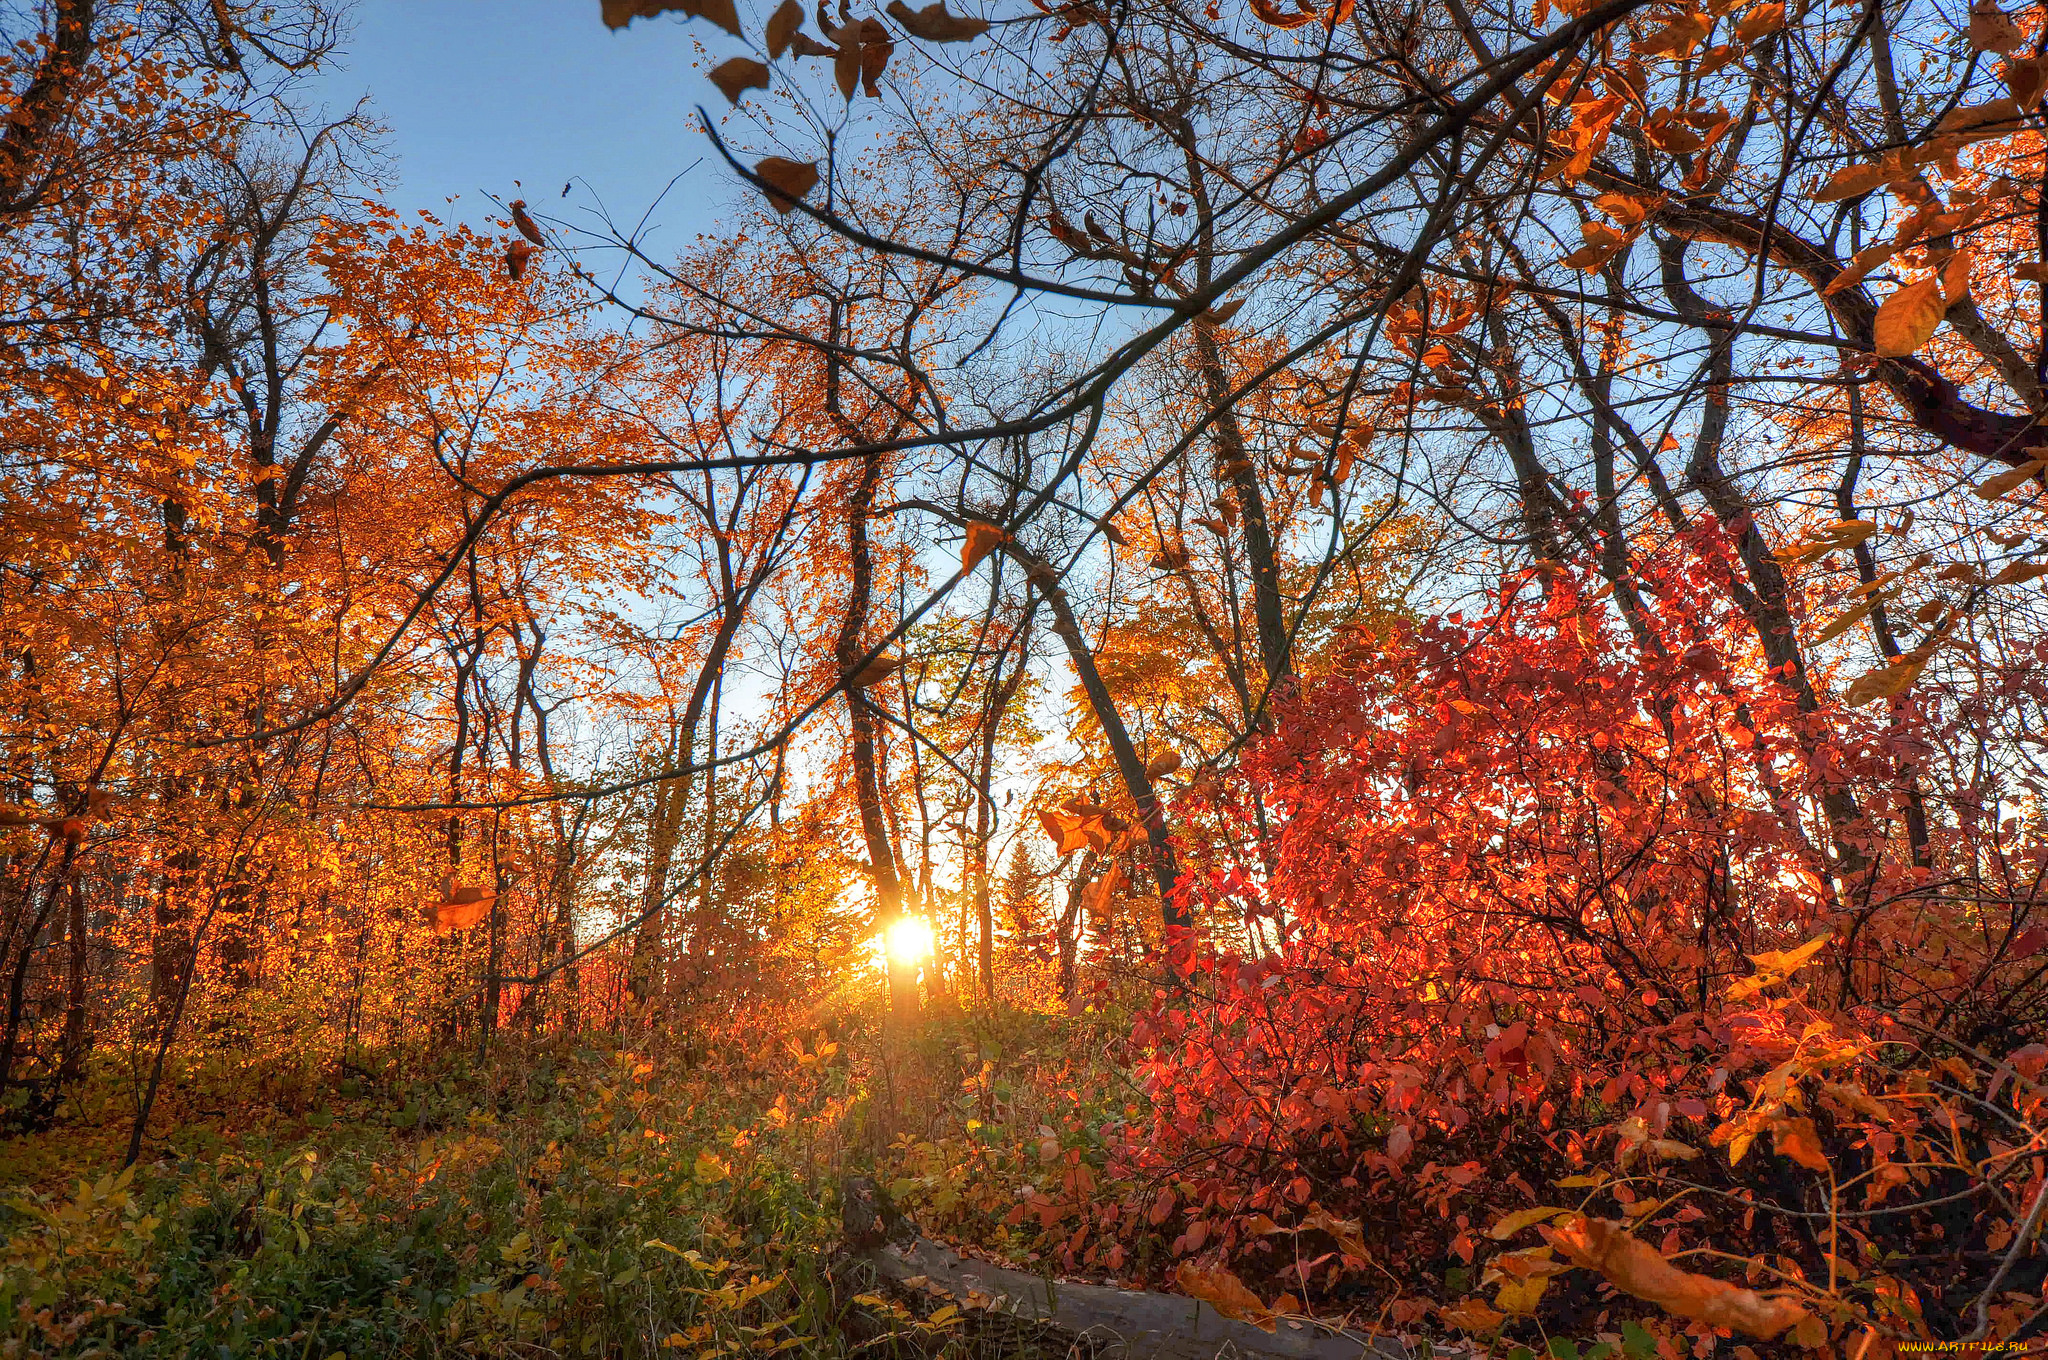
[1174,1263,1273,1328]
[1438,1297,1507,1332]
[1489,1205,1572,1239]
[1545,1216,1808,1340]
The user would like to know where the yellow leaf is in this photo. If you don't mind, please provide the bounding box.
[1873,276,1945,356]
[1751,931,1831,977]
[1844,653,1928,706]
[1813,598,1875,645]
[1495,1273,1550,1314]
[1489,1206,1573,1239]
[961,521,1007,573]
[693,1150,730,1184]
[1782,518,1878,564]
[850,653,904,688]
[1728,1129,1756,1165]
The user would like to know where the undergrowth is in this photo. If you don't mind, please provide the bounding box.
[0,1000,1128,1360]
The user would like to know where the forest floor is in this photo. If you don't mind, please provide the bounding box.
[0,1000,1139,1360]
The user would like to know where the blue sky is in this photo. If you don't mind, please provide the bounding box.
[312,2,740,251]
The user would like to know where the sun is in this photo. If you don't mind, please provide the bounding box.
[883,916,934,970]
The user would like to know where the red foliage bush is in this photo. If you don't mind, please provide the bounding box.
[1113,531,2048,1352]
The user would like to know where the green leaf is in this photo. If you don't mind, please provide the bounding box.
[1621,1320,1659,1359]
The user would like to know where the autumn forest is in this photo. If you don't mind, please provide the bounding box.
[0,0,2043,1354]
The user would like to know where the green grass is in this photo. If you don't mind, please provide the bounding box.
[0,1002,1136,1360]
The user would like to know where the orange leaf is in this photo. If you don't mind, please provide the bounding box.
[2004,52,2048,109]
[849,653,904,688]
[509,200,546,246]
[885,0,990,40]
[1971,0,2023,54]
[1637,12,1712,59]
[1812,162,1890,202]
[1173,1262,1273,1327]
[1973,456,2048,498]
[1249,0,1319,28]
[961,520,1007,573]
[1942,245,1975,302]
[1772,1117,1830,1172]
[1872,275,1944,357]
[709,57,770,105]
[1438,1297,1507,1332]
[1545,1216,1808,1340]
[766,0,806,55]
[1144,749,1183,778]
[1733,1,1783,43]
[754,157,820,214]
[1038,808,1092,856]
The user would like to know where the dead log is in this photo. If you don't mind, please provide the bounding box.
[840,1177,1417,1360]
